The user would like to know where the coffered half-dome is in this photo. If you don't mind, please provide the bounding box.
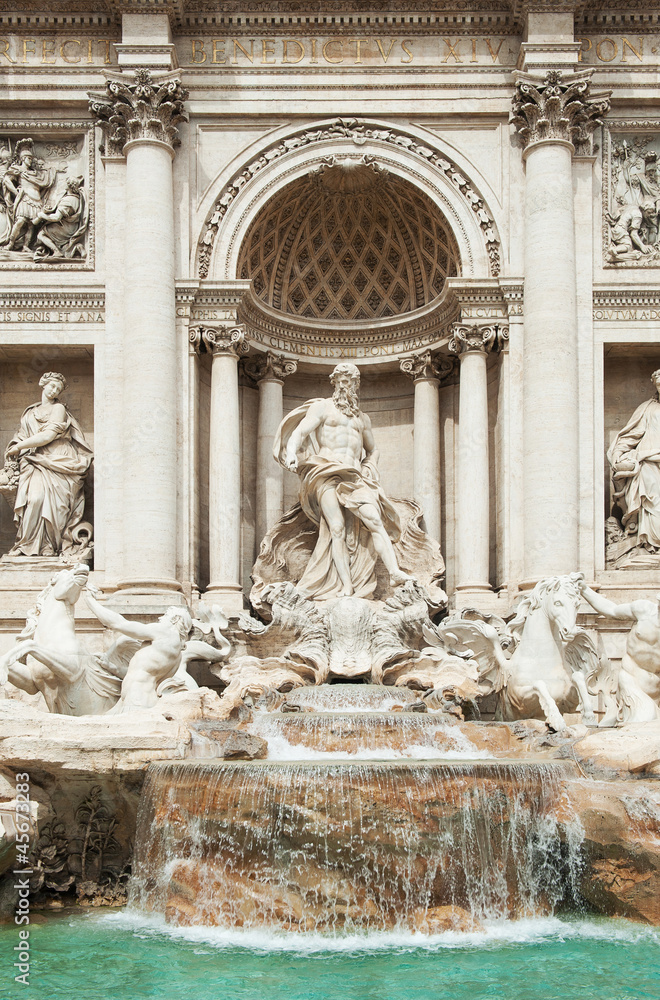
[237,162,460,323]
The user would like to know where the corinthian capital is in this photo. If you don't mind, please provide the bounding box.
[190,326,249,359]
[243,352,298,384]
[449,323,504,358]
[89,69,189,156]
[511,70,610,154]
[399,351,455,384]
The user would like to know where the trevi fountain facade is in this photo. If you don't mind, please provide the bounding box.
[0,1,660,996]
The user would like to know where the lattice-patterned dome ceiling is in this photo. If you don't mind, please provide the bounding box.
[237,164,460,322]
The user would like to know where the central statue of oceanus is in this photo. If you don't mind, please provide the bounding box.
[273,363,414,601]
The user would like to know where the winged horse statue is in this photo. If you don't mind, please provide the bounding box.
[434,574,600,731]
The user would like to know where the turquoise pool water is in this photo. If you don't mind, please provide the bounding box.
[2,912,660,1000]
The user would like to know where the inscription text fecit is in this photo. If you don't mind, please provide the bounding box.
[0,36,116,65]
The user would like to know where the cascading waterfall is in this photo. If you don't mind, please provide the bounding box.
[247,711,482,759]
[129,760,584,932]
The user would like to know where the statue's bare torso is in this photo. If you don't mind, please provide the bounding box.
[308,398,369,469]
[625,609,660,698]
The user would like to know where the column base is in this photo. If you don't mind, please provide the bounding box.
[111,578,187,614]
[453,586,503,613]
[202,583,245,619]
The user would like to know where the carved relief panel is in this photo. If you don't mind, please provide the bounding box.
[0,123,94,270]
[603,121,660,267]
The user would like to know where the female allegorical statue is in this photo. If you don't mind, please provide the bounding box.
[1,372,93,557]
[608,368,660,555]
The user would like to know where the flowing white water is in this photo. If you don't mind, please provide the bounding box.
[106,908,660,953]
[129,760,584,931]
[248,711,487,761]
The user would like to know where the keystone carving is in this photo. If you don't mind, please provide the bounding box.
[511,70,610,155]
[89,69,188,157]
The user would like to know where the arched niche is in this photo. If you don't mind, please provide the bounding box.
[196,118,503,287]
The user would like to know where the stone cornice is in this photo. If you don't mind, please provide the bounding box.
[237,284,459,363]
[0,289,104,310]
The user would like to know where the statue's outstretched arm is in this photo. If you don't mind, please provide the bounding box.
[84,590,155,641]
[579,582,634,620]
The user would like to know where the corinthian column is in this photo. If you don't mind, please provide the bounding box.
[511,70,609,584]
[399,351,453,542]
[90,70,188,596]
[449,323,500,596]
[244,352,298,549]
[192,326,249,611]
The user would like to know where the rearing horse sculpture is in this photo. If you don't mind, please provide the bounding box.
[0,565,125,715]
[437,574,599,731]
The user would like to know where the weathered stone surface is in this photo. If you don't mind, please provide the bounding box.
[572,720,660,776]
[412,904,483,934]
[563,778,660,925]
[190,723,267,760]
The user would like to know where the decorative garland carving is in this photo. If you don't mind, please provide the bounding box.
[198,117,501,280]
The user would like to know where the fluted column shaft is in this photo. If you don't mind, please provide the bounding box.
[400,351,451,543]
[511,70,610,582]
[90,69,188,594]
[450,326,498,593]
[245,353,298,548]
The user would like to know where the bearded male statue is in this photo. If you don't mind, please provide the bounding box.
[271,363,414,601]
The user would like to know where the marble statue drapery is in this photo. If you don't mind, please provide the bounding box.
[273,399,401,600]
[8,403,93,557]
[608,397,660,549]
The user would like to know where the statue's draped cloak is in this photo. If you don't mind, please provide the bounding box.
[273,399,401,600]
[608,397,660,548]
[9,403,93,556]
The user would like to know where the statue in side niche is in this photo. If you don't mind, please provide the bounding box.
[607,369,660,566]
[272,363,414,601]
[0,372,93,560]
